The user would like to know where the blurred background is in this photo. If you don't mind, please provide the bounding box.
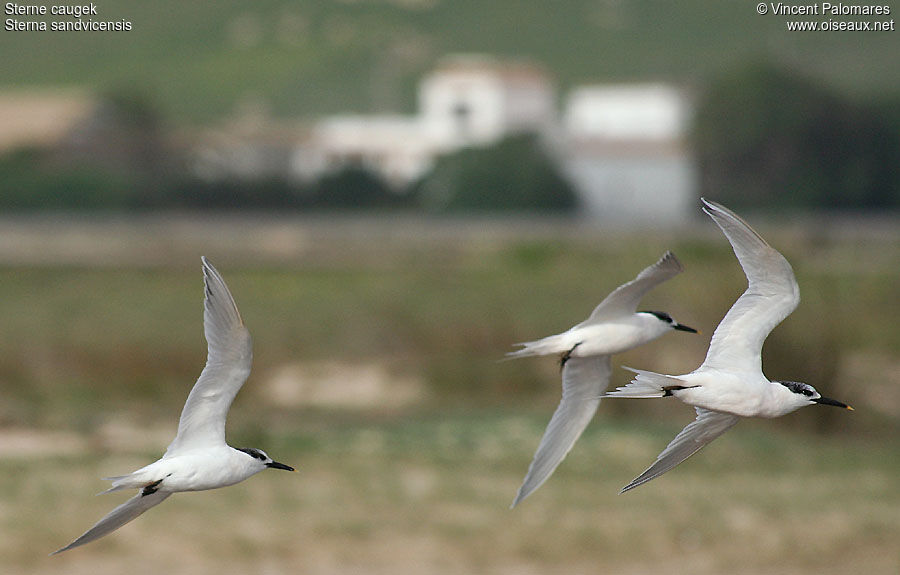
[0,2,898,574]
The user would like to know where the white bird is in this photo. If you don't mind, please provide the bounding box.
[53,257,294,555]
[606,198,852,493]
[508,251,698,507]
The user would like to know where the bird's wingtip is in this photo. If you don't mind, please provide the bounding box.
[661,250,684,273]
[619,478,642,494]
[699,197,724,215]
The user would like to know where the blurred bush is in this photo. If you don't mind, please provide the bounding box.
[165,166,413,211]
[308,165,411,210]
[0,147,132,210]
[412,133,579,213]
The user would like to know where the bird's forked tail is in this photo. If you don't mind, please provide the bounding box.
[605,368,688,398]
[505,334,567,360]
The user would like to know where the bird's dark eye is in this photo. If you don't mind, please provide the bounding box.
[238,448,266,460]
[779,381,814,397]
[646,311,673,323]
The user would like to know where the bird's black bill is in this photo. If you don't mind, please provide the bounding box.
[813,396,853,410]
[266,461,295,471]
[673,324,699,333]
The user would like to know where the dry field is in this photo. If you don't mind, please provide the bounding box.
[0,213,897,574]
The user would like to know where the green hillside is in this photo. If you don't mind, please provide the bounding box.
[1,0,897,123]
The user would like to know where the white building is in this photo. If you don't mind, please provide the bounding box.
[193,55,696,223]
[418,55,556,150]
[303,115,434,185]
[564,84,689,142]
[560,84,695,223]
[295,55,556,186]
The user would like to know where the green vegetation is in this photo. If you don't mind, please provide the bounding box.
[4,3,900,211]
[168,167,414,211]
[415,133,578,212]
[0,224,896,429]
[0,120,573,212]
[1,1,897,123]
[0,148,133,210]
[695,61,900,209]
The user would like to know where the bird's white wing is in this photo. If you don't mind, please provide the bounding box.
[700,199,799,375]
[51,491,172,554]
[582,251,683,323]
[511,355,612,507]
[164,257,252,456]
[621,407,738,493]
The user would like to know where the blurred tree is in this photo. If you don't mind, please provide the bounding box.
[695,61,900,209]
[167,165,412,211]
[309,164,408,209]
[414,133,579,213]
[0,147,130,210]
[166,177,303,210]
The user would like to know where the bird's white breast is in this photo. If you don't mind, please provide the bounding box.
[568,317,670,357]
[157,447,263,492]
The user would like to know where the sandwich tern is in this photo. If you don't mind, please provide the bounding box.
[606,198,852,493]
[508,251,697,507]
[53,257,294,554]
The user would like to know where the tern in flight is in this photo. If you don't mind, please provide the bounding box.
[53,257,294,554]
[508,251,698,507]
[606,198,852,493]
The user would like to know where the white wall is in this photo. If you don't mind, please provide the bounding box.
[562,151,695,223]
[564,84,689,142]
[419,56,555,149]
